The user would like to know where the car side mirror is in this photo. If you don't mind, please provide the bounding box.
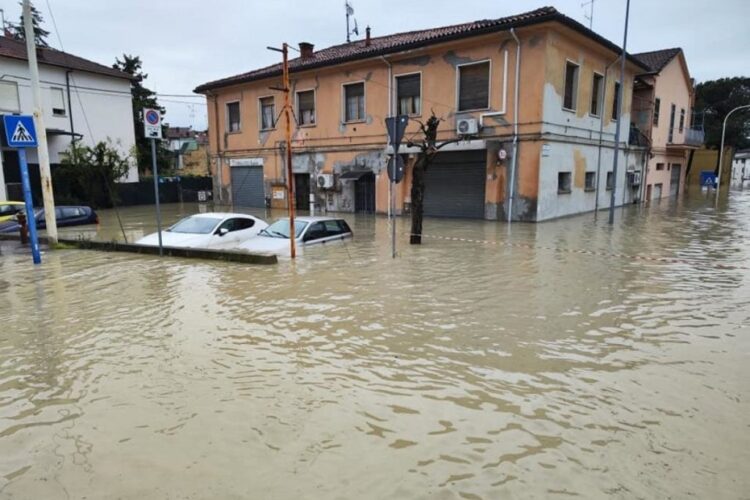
[218,227,229,236]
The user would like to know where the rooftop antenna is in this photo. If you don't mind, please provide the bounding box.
[346,1,359,42]
[581,0,594,29]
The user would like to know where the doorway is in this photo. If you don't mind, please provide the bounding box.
[653,183,663,201]
[354,172,375,213]
[294,173,310,211]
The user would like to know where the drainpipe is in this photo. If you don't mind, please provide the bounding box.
[65,70,75,149]
[381,55,393,217]
[594,56,619,214]
[507,28,521,223]
[209,91,223,203]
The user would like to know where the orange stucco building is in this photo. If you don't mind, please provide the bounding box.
[631,48,703,201]
[195,6,651,221]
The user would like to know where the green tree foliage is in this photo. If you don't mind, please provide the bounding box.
[694,77,750,150]
[8,2,50,47]
[112,54,173,174]
[54,141,131,208]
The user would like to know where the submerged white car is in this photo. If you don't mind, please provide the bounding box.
[237,216,353,256]
[136,212,267,249]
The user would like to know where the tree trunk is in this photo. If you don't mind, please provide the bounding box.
[410,156,427,244]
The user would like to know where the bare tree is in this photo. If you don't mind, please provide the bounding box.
[406,112,461,244]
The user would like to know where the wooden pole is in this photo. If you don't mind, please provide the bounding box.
[282,43,296,259]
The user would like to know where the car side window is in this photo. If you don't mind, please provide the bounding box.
[324,220,343,236]
[234,218,255,230]
[217,219,236,233]
[338,220,352,233]
[304,222,327,241]
[61,207,82,218]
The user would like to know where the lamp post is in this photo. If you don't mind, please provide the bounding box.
[716,104,750,204]
[608,0,630,225]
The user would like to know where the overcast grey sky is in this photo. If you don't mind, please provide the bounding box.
[5,0,748,130]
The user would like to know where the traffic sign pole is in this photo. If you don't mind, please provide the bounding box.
[151,139,163,256]
[390,119,397,259]
[17,149,41,264]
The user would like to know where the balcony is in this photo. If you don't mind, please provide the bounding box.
[668,128,704,149]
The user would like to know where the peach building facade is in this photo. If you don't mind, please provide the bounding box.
[195,7,650,221]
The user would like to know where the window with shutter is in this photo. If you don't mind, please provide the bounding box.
[563,61,579,111]
[344,82,365,122]
[396,73,421,116]
[227,101,241,132]
[458,61,490,111]
[0,81,20,113]
[297,90,315,126]
[51,88,66,116]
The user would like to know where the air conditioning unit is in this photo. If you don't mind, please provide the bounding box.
[317,173,334,189]
[457,118,479,135]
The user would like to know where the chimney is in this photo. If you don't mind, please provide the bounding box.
[365,26,371,47]
[299,42,314,59]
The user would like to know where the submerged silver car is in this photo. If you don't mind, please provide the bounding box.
[237,216,353,256]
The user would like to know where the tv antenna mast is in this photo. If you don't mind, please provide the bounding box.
[345,1,359,42]
[582,0,595,29]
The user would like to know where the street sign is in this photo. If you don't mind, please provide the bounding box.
[385,115,409,147]
[3,115,38,148]
[143,108,162,139]
[387,154,405,183]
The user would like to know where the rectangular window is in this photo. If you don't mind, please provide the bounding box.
[396,73,421,116]
[679,108,685,133]
[458,61,490,111]
[0,80,20,112]
[606,171,614,190]
[563,61,579,111]
[226,101,241,133]
[296,90,315,126]
[653,97,661,126]
[584,171,596,191]
[590,73,603,116]
[259,97,275,130]
[611,82,621,120]
[668,103,676,142]
[343,82,365,122]
[558,172,572,194]
[656,163,665,171]
[51,87,66,116]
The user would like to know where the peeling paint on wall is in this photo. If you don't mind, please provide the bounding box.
[529,35,542,48]
[258,130,270,146]
[442,50,474,67]
[574,149,586,188]
[292,152,326,174]
[395,55,431,67]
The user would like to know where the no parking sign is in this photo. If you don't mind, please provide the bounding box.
[143,108,162,139]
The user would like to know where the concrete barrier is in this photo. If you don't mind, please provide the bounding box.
[0,233,277,265]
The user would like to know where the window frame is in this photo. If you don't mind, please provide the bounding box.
[562,59,580,112]
[394,71,422,117]
[584,171,596,191]
[258,95,276,131]
[679,108,685,133]
[589,71,604,118]
[50,87,66,117]
[668,103,676,142]
[341,81,366,123]
[653,97,661,126]
[456,59,492,113]
[606,171,614,191]
[295,88,316,127]
[611,81,621,121]
[557,171,572,194]
[225,100,241,134]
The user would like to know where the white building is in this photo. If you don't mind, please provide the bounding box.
[0,35,137,202]
[731,149,750,188]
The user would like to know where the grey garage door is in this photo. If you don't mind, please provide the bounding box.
[423,150,486,218]
[669,165,681,197]
[231,166,265,207]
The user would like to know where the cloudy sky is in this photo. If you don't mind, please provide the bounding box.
[6,0,747,130]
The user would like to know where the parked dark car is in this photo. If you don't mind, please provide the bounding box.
[0,205,98,233]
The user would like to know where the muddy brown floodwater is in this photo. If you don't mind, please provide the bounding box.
[1,190,749,499]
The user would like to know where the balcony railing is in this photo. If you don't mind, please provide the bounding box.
[684,128,705,146]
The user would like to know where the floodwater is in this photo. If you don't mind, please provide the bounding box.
[1,190,749,499]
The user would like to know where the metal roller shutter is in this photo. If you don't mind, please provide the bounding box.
[423,150,486,218]
[231,166,265,207]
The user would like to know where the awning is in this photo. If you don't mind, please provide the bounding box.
[46,128,83,139]
[339,170,372,180]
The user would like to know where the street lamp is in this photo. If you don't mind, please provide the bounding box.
[716,104,750,203]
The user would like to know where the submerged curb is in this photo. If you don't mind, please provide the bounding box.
[0,233,277,265]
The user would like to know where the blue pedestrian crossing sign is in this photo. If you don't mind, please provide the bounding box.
[3,115,38,148]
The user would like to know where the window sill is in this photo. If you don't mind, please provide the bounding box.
[52,112,67,118]
[298,123,317,128]
[562,106,577,114]
[343,120,366,125]
[456,106,490,113]
[557,189,571,195]
[259,128,275,132]
[226,130,242,135]
[605,187,613,191]
[588,112,600,119]
[584,187,595,192]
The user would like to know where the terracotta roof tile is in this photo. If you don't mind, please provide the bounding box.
[0,35,132,80]
[195,6,649,93]
[632,48,681,74]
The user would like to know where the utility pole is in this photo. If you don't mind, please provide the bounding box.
[608,0,630,225]
[268,43,296,259]
[22,0,57,244]
[716,104,750,205]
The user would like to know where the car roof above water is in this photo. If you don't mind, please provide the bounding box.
[190,212,257,219]
[281,216,345,223]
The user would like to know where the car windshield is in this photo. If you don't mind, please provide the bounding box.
[169,216,222,234]
[260,219,308,239]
